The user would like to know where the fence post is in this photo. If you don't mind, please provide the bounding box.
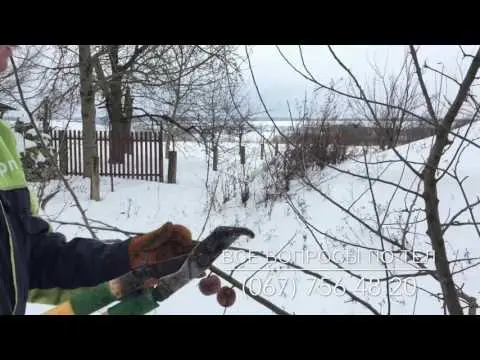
[90,156,100,201]
[148,132,153,181]
[167,150,177,184]
[260,141,265,160]
[58,130,68,175]
[159,126,164,182]
[110,133,115,192]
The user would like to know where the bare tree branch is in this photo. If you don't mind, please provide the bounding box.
[409,45,438,123]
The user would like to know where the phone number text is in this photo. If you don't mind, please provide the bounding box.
[241,275,418,300]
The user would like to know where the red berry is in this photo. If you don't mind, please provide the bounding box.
[199,275,221,295]
[217,286,236,307]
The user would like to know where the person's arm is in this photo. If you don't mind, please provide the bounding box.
[27,213,132,290]
[26,209,194,294]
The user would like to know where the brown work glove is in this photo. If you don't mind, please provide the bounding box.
[128,222,196,270]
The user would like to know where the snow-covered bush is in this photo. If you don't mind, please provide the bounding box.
[14,120,59,182]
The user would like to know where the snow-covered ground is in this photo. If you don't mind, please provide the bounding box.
[24,120,480,315]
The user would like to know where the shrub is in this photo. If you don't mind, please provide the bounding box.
[14,119,59,183]
[262,121,351,202]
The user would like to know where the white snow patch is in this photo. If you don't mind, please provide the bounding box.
[25,122,480,315]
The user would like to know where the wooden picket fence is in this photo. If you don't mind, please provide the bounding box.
[50,129,165,181]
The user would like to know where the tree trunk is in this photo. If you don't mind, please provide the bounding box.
[419,48,480,315]
[124,86,134,155]
[126,122,133,155]
[107,46,129,165]
[79,45,97,178]
[110,120,126,164]
[90,156,100,201]
[109,70,126,164]
[42,98,51,134]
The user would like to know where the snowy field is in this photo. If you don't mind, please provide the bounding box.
[22,120,480,315]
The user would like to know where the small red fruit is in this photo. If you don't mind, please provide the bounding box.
[217,286,236,307]
[199,275,221,295]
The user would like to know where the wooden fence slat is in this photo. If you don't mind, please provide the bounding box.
[145,132,149,180]
[149,132,153,181]
[143,131,147,180]
[103,130,108,177]
[72,130,77,175]
[139,131,144,180]
[159,126,164,182]
[108,130,112,178]
[101,131,106,175]
[126,133,130,179]
[112,131,117,179]
[153,131,158,182]
[109,130,114,180]
[76,130,81,175]
[124,134,128,178]
[57,130,67,175]
[123,133,127,179]
[143,131,146,180]
[135,131,140,180]
[72,130,75,175]
[77,130,82,175]
[66,131,70,174]
[120,133,125,178]
[98,130,103,175]
[67,130,71,174]
[79,130,83,175]
[64,131,68,174]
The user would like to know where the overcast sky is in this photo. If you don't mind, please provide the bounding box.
[244,45,479,118]
[3,45,479,122]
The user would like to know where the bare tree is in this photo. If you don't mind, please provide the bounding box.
[79,45,97,179]
[131,45,242,138]
[0,46,79,118]
[349,54,423,149]
[161,46,203,156]
[92,45,151,164]
[89,45,243,169]
[193,58,244,172]
[411,45,480,314]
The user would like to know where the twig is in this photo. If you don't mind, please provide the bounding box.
[409,45,438,123]
[210,265,291,315]
[361,148,391,314]
[48,219,140,237]
[198,176,220,240]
